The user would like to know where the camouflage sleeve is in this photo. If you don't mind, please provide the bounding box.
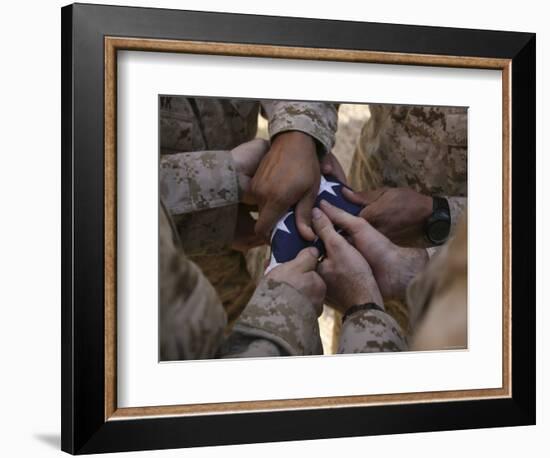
[159,203,227,361]
[160,150,239,256]
[261,101,338,157]
[447,196,467,237]
[219,278,323,357]
[337,308,408,353]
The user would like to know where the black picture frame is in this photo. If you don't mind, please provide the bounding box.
[61,3,535,454]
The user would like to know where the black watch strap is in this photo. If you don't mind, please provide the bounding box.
[432,196,450,214]
[342,302,384,323]
[425,196,451,245]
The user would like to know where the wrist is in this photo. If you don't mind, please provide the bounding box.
[342,302,384,323]
[420,195,435,224]
[424,196,451,245]
[345,276,383,311]
[271,130,318,157]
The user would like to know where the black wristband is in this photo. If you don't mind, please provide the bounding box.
[342,302,384,323]
[425,196,451,245]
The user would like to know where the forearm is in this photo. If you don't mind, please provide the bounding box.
[219,278,323,358]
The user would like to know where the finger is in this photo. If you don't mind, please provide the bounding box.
[321,153,347,184]
[295,189,317,241]
[231,138,270,163]
[254,199,289,241]
[319,199,368,236]
[342,187,386,206]
[290,246,320,273]
[341,187,367,205]
[320,156,333,175]
[358,205,383,228]
[321,200,392,257]
[311,207,346,253]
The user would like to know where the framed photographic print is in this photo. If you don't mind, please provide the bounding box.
[61,3,536,454]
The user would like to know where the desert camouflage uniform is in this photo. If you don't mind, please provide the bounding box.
[337,307,407,353]
[348,105,468,331]
[160,97,338,324]
[160,150,407,359]
[159,149,323,360]
[349,105,467,243]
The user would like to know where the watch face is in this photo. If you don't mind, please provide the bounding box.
[428,220,451,244]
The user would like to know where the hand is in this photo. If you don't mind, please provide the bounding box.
[230,138,270,205]
[231,205,265,253]
[320,152,347,184]
[267,247,326,315]
[318,199,429,302]
[311,207,382,314]
[251,131,320,241]
[343,187,433,244]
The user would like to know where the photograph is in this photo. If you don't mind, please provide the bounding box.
[58,3,536,453]
[158,96,468,361]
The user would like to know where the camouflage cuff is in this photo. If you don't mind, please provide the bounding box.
[266,102,338,157]
[426,247,438,258]
[446,196,467,238]
[232,278,323,356]
[160,150,239,215]
[160,150,240,255]
[337,309,408,353]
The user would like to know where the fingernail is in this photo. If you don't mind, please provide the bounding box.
[309,246,320,257]
[312,207,322,219]
[319,199,330,208]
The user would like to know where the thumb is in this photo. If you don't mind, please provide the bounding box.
[311,207,345,254]
[231,138,270,176]
[295,188,317,241]
[290,246,320,273]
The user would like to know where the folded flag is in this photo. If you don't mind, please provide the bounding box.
[265,175,363,274]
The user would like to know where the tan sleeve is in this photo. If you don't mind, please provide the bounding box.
[337,308,408,353]
[219,278,323,357]
[407,216,468,351]
[261,101,338,156]
[446,196,467,237]
[160,150,239,256]
[159,203,227,361]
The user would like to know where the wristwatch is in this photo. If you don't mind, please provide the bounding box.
[424,196,451,245]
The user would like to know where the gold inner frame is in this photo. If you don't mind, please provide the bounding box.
[104,36,512,421]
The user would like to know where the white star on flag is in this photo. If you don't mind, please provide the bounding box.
[264,253,280,275]
[270,211,293,242]
[318,176,340,196]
